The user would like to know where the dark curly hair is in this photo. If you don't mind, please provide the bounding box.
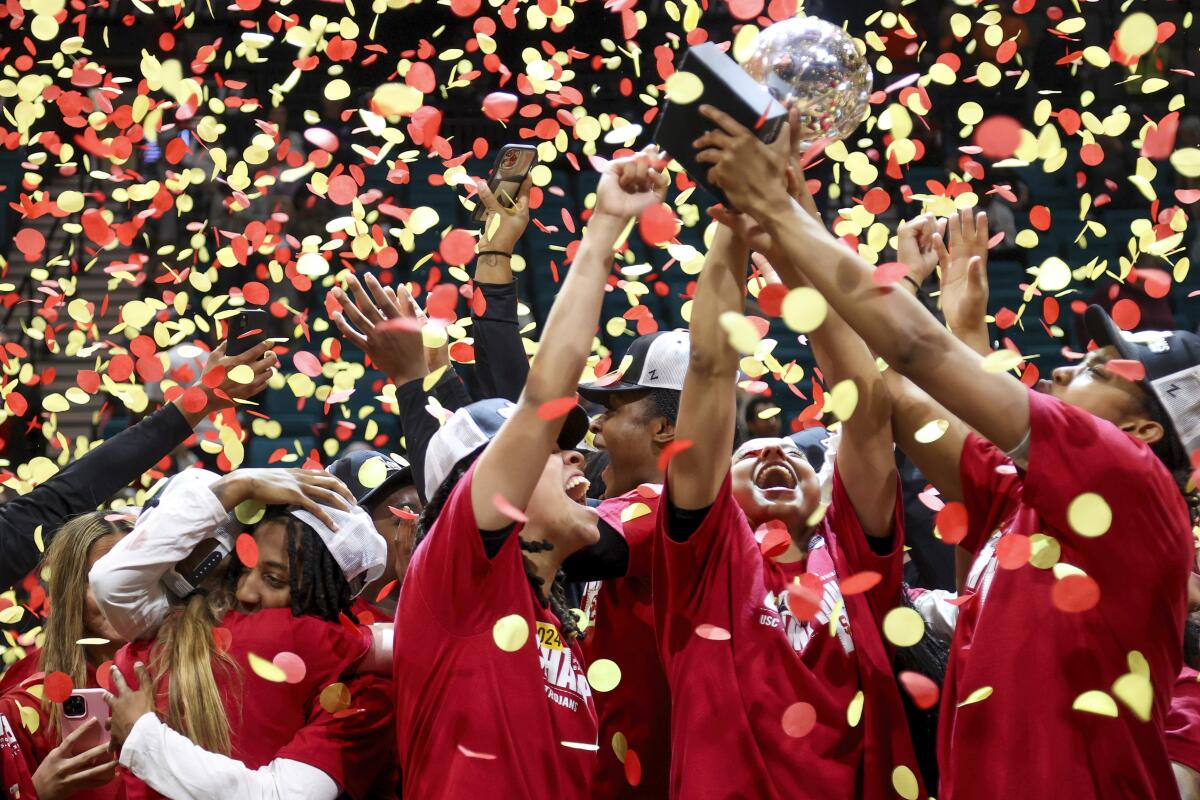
[225,510,352,623]
[416,445,584,640]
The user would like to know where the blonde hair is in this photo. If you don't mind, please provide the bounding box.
[39,511,132,732]
[150,587,238,754]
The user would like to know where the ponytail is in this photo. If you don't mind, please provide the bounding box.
[151,590,237,754]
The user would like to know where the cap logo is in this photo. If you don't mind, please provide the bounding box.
[647,368,659,380]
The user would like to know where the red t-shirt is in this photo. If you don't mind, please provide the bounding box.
[116,608,372,798]
[942,389,1192,799]
[653,464,920,800]
[580,486,670,798]
[1168,667,1200,773]
[0,704,37,800]
[394,462,598,800]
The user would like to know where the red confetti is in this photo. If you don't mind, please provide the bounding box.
[1051,574,1100,613]
[13,229,44,258]
[995,534,1030,569]
[456,744,498,760]
[936,502,969,545]
[482,92,519,121]
[656,439,694,472]
[1110,299,1141,331]
[374,579,399,603]
[839,571,882,596]
[327,174,359,206]
[786,574,823,622]
[899,671,940,710]
[728,0,764,20]
[537,396,579,421]
[759,521,791,559]
[492,493,528,524]
[96,661,114,692]
[694,623,732,641]
[426,283,460,321]
[624,749,643,787]
[180,386,209,414]
[236,533,259,569]
[781,701,817,737]
[757,283,788,317]
[273,652,307,684]
[639,203,679,246]
[293,351,324,378]
[973,116,1023,160]
[439,229,477,266]
[213,627,233,654]
[1105,359,1146,382]
[1029,205,1051,231]
[862,187,890,215]
[872,262,909,286]
[43,672,73,703]
[389,506,419,521]
[242,282,270,305]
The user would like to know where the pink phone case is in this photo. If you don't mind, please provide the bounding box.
[60,689,111,752]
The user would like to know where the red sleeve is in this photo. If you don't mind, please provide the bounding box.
[957,432,1023,555]
[652,471,755,664]
[276,675,398,800]
[1168,668,1200,772]
[596,488,661,580]
[0,704,38,800]
[406,460,525,632]
[826,463,905,631]
[284,613,372,683]
[1021,388,1189,555]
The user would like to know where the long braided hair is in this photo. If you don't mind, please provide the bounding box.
[417,445,584,641]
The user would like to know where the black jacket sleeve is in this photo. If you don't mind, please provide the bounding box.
[396,369,473,504]
[471,281,529,403]
[0,403,193,590]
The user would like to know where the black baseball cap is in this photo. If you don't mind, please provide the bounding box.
[578,330,691,404]
[329,450,414,509]
[1085,304,1200,462]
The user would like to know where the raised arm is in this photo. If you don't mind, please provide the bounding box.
[470,148,667,531]
[471,176,534,402]
[0,342,273,591]
[668,224,749,511]
[696,105,1030,456]
[937,210,992,356]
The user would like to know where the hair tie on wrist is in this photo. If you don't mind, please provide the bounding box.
[477,250,512,259]
[902,275,922,292]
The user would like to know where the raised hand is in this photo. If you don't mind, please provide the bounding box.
[31,718,117,800]
[476,175,532,255]
[210,467,356,529]
[896,215,946,288]
[693,105,793,218]
[938,210,991,337]
[331,273,444,386]
[175,339,275,426]
[593,144,669,221]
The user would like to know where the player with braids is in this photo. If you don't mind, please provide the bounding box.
[392,145,668,800]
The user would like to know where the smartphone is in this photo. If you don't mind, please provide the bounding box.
[225,308,269,356]
[472,144,537,222]
[60,689,111,751]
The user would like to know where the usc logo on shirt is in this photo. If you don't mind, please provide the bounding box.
[538,621,593,713]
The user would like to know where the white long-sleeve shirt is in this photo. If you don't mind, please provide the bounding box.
[121,713,338,800]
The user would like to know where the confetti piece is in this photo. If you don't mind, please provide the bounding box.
[882,607,925,647]
[457,743,498,760]
[1073,690,1119,718]
[872,262,910,286]
[957,685,994,707]
[293,351,323,378]
[759,521,791,559]
[389,506,419,521]
[320,683,351,714]
[537,397,579,421]
[899,671,939,710]
[1052,574,1101,613]
[892,766,920,800]
[1116,12,1158,57]
[76,638,111,646]
[781,287,828,333]
[43,672,73,703]
[1112,673,1152,722]
[847,691,864,727]
[781,701,817,737]
[374,580,399,603]
[483,92,519,121]
[935,502,969,545]
[213,628,233,654]
[492,494,528,524]
[828,380,859,422]
[587,659,622,692]
[248,652,287,683]
[980,349,1023,374]
[995,534,1031,569]
[493,614,529,652]
[838,571,882,596]
[624,749,643,787]
[272,652,306,684]
[1068,493,1112,538]
[1105,360,1145,382]
[786,576,824,623]
[665,71,704,105]
[236,534,259,569]
[694,624,732,641]
[914,419,949,444]
[359,457,388,490]
[657,439,694,473]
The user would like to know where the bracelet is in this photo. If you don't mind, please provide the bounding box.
[477,250,512,259]
[902,275,922,292]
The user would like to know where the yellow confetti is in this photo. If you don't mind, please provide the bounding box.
[612,731,628,763]
[1072,690,1119,718]
[587,659,622,692]
[846,690,864,727]
[958,685,994,707]
[247,652,287,683]
[892,765,920,800]
[828,380,859,422]
[492,614,529,652]
[914,419,949,444]
[620,502,651,523]
[719,312,763,355]
[1067,493,1111,538]
[1112,673,1152,722]
[980,349,1023,373]
[882,607,925,647]
[665,71,704,105]
[781,287,827,332]
[1038,257,1072,291]
[358,456,387,489]
[319,682,351,714]
[1116,13,1158,58]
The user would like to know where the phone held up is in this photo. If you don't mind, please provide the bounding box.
[225,308,269,357]
[60,689,111,751]
[472,144,537,223]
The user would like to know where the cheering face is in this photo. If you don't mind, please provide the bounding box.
[1037,346,1162,446]
[522,450,600,554]
[730,437,821,530]
[235,520,292,613]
